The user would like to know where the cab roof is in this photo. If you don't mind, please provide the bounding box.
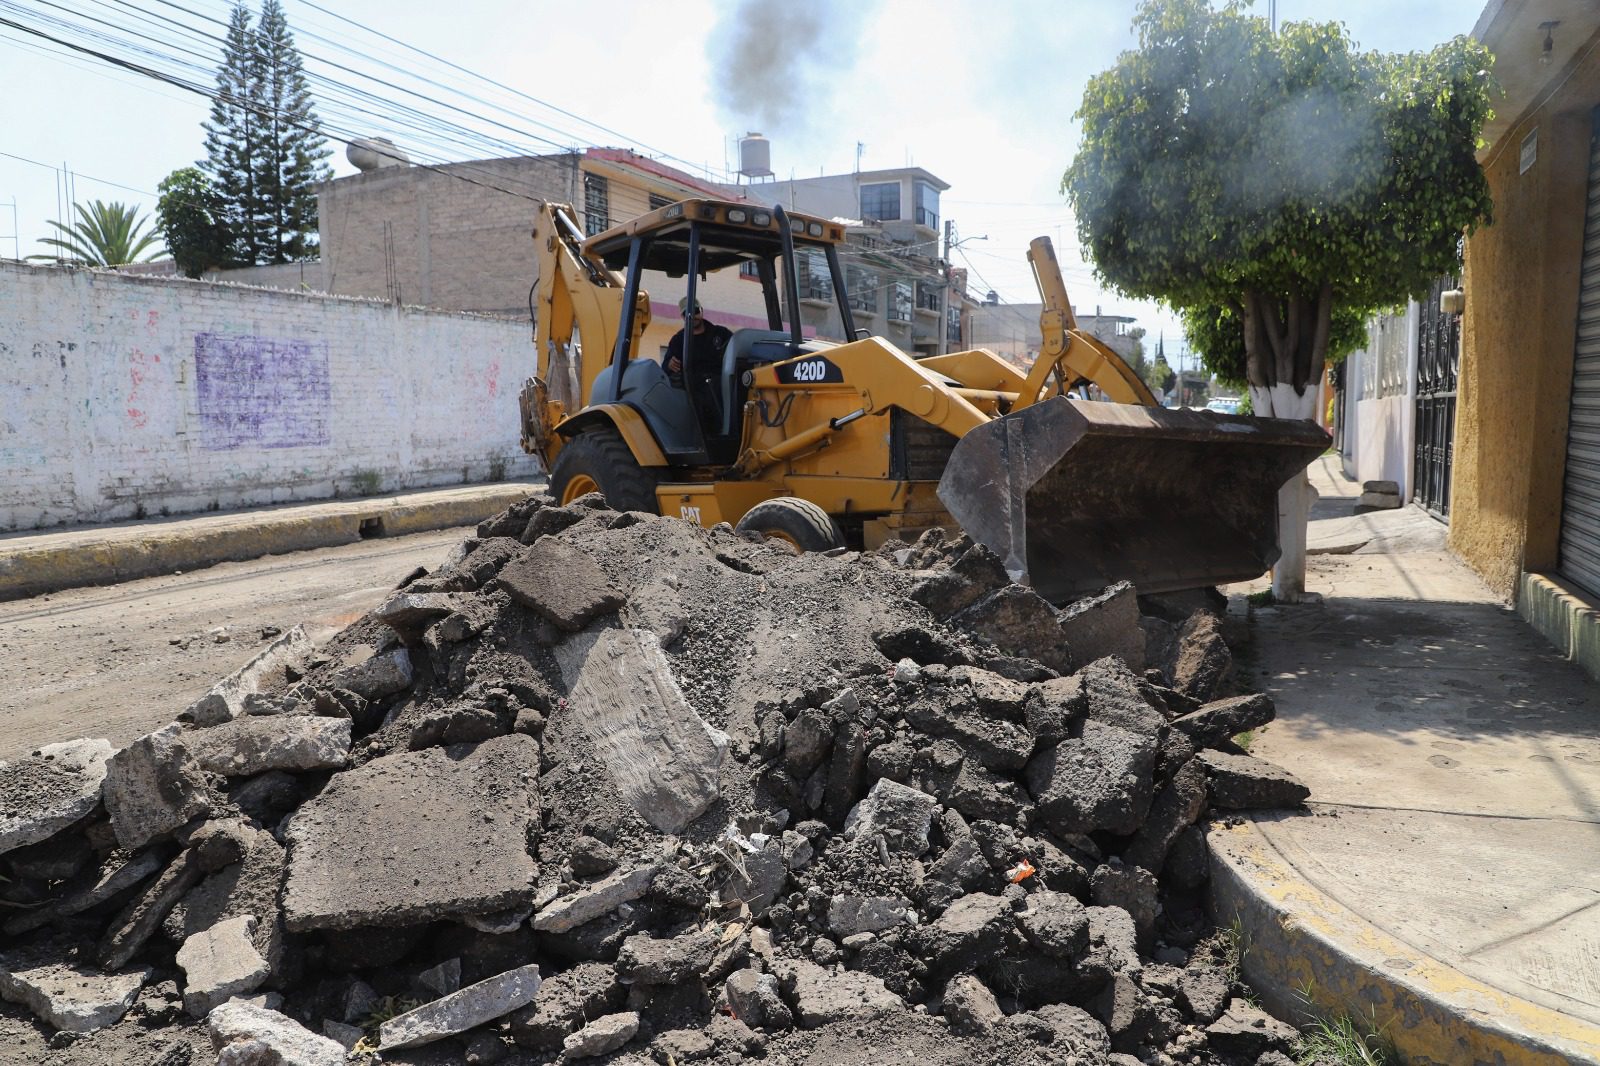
[583,198,847,276]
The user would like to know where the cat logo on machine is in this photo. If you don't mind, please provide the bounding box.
[776,356,843,385]
[679,504,703,524]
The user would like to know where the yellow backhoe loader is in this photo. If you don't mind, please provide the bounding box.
[518,198,1327,601]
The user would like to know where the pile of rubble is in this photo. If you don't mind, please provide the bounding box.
[0,492,1314,1066]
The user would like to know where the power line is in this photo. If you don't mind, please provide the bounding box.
[0,10,576,209]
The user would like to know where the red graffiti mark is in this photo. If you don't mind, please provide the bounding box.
[486,360,500,399]
[146,310,159,330]
[127,348,153,428]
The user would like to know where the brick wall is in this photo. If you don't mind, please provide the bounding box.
[0,261,540,531]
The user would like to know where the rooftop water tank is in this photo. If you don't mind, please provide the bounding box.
[347,137,410,172]
[739,133,773,179]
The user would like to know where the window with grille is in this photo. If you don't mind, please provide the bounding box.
[915,181,939,230]
[846,265,877,313]
[797,249,831,302]
[916,281,941,312]
[648,193,672,211]
[584,174,610,236]
[889,280,913,322]
[739,260,761,280]
[860,182,900,223]
[946,305,962,346]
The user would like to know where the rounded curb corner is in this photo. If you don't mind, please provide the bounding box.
[1205,817,1600,1066]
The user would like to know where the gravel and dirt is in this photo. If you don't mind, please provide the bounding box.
[0,528,469,762]
[1,495,1315,1066]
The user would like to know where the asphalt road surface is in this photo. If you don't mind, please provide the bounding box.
[1,527,467,761]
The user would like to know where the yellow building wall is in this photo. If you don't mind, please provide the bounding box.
[1451,52,1600,598]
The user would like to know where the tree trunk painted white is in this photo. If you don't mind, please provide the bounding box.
[1249,382,1322,603]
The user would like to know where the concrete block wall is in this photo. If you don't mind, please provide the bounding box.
[318,154,581,315]
[0,261,540,531]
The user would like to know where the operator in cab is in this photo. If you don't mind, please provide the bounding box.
[665,296,733,430]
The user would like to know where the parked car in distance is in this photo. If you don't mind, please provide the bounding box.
[1205,396,1244,415]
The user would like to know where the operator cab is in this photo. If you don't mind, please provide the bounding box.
[584,199,856,467]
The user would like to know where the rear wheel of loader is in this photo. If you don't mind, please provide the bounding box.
[549,429,659,513]
[735,497,846,553]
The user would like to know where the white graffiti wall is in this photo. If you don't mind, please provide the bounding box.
[1,261,539,530]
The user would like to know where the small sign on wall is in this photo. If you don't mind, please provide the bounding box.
[1521,127,1538,175]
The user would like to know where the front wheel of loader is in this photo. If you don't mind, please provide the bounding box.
[548,429,659,513]
[735,497,846,553]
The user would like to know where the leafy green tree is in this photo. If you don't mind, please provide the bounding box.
[29,201,165,266]
[1183,303,1367,390]
[1065,0,1493,599]
[157,167,231,277]
[202,1,329,266]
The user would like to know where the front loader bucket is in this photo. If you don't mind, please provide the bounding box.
[937,398,1330,602]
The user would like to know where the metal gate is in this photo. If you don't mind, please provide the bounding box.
[1557,110,1600,598]
[1413,275,1461,519]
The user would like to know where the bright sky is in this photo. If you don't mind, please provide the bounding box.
[0,0,1482,363]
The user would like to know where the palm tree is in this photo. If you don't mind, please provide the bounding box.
[29,201,166,266]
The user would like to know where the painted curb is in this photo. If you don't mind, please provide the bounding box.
[1519,570,1600,685]
[1207,818,1600,1066]
[0,486,537,602]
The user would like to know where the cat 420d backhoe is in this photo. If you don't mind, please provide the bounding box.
[518,198,1327,602]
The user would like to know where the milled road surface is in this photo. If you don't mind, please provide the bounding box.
[1,527,466,761]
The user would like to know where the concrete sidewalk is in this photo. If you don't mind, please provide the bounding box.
[0,480,544,601]
[1211,457,1600,1063]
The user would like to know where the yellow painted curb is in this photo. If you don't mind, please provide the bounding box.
[1207,819,1600,1066]
[0,486,537,602]
[1519,570,1600,685]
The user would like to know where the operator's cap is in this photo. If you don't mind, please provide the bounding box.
[678,296,702,314]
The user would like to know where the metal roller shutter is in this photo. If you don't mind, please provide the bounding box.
[1559,113,1600,598]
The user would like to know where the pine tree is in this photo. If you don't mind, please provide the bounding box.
[251,0,330,263]
[201,1,329,266]
[202,3,261,266]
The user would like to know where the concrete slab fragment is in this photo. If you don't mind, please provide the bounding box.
[164,824,287,975]
[208,1000,345,1066]
[1025,720,1157,836]
[499,538,624,630]
[185,716,351,777]
[532,865,655,933]
[0,951,150,1032]
[379,962,542,1050]
[282,734,539,931]
[183,625,315,726]
[1058,581,1146,671]
[176,913,271,1017]
[561,1010,639,1060]
[0,738,114,856]
[327,646,413,701]
[554,628,726,834]
[102,723,211,851]
[4,848,165,936]
[778,958,901,1027]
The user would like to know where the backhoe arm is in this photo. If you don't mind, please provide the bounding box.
[522,203,647,462]
[1018,236,1158,409]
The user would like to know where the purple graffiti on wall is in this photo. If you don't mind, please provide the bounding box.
[194,332,331,450]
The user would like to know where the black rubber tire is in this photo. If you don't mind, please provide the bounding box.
[548,428,659,513]
[735,497,846,553]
